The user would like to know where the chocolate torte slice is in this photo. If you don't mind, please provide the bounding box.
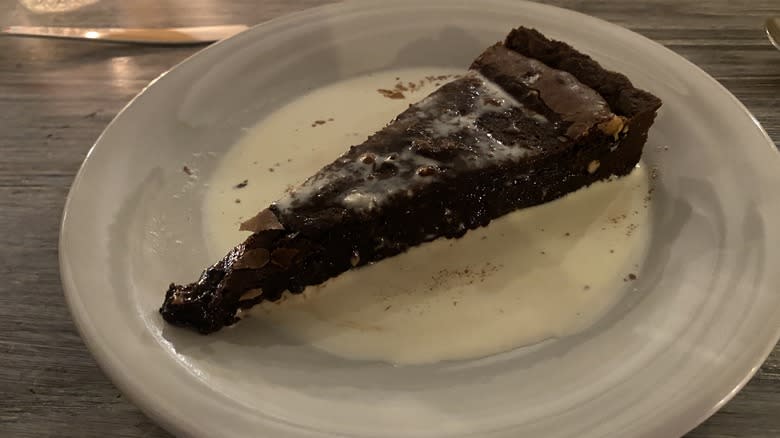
[161,27,662,334]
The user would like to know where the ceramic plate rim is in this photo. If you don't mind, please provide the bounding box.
[59,1,780,437]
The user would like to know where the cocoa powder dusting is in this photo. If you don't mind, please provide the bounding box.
[377,89,405,99]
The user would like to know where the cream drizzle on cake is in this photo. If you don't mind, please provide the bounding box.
[274,72,545,213]
[272,63,614,215]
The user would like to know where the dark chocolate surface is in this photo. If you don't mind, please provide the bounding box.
[160,26,662,334]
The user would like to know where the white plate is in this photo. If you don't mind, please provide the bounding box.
[60,1,780,437]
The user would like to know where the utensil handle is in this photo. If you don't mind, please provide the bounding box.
[0,25,248,45]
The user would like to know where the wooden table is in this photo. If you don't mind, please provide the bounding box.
[1,1,777,436]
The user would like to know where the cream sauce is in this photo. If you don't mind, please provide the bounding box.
[203,68,651,365]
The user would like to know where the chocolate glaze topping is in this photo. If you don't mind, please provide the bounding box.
[473,44,614,138]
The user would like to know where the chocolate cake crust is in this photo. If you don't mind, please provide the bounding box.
[160,26,662,334]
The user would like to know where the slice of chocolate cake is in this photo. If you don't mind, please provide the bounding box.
[161,27,662,334]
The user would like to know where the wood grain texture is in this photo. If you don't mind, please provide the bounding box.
[0,0,777,437]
